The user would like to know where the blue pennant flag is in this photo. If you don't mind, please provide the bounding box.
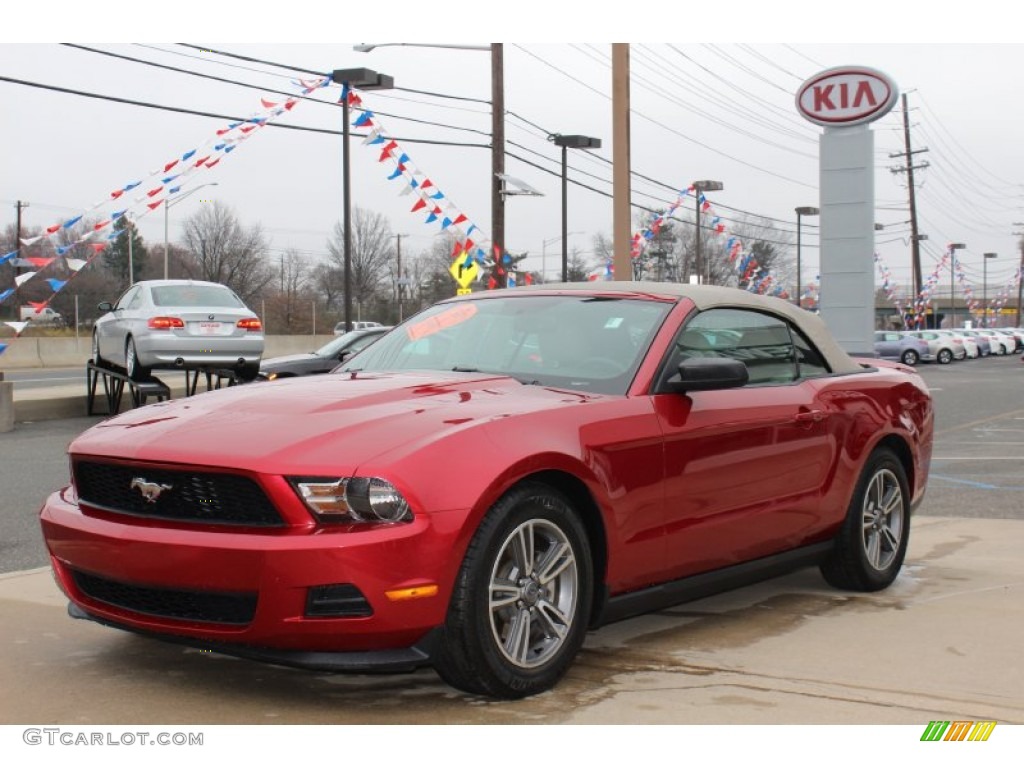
[387,167,403,181]
[162,174,181,184]
[124,181,141,192]
[425,211,438,224]
[0,343,7,357]
[430,191,445,200]
[63,215,83,229]
[441,218,453,230]
[47,278,67,292]
[225,145,236,154]
[0,288,13,303]
[169,186,182,195]
[0,250,16,265]
[56,245,71,256]
[182,150,197,161]
[112,209,127,220]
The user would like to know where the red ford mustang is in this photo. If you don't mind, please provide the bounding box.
[40,283,933,698]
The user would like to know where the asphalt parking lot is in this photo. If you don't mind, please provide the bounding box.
[0,355,1021,726]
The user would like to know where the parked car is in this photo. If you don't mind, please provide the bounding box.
[972,329,1014,355]
[258,327,391,381]
[873,330,929,365]
[41,283,934,699]
[904,330,964,364]
[957,329,992,357]
[334,320,384,335]
[91,279,264,382]
[19,305,64,326]
[935,329,978,359]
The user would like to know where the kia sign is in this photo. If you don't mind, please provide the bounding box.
[796,66,898,127]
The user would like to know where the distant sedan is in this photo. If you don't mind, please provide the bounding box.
[257,327,391,381]
[873,330,930,365]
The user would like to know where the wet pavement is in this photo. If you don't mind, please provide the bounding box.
[2,516,1021,725]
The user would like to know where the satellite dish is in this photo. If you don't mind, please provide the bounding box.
[497,173,544,198]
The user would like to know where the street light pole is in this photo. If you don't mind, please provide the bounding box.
[163,182,219,279]
[331,68,394,333]
[983,252,997,327]
[541,232,581,282]
[948,243,966,328]
[693,180,723,284]
[551,134,601,281]
[795,206,820,308]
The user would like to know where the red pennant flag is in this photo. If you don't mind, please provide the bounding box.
[91,243,106,252]
[715,223,725,233]
[27,257,54,267]
[164,160,179,172]
[147,187,163,197]
[411,198,427,213]
[261,98,278,108]
[421,179,434,190]
[29,300,48,311]
[451,241,463,259]
[216,128,231,136]
[193,156,210,167]
[432,206,442,215]
[94,220,110,231]
[147,200,163,210]
[110,189,124,199]
[465,238,475,253]
[702,201,712,212]
[347,92,362,107]
[452,214,468,227]
[524,274,533,285]
[240,126,256,134]
[378,140,398,162]
[284,99,298,111]
[488,276,498,290]
[46,224,61,234]
[205,158,221,169]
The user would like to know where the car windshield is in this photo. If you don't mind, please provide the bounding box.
[151,285,245,308]
[316,331,377,357]
[339,294,672,395]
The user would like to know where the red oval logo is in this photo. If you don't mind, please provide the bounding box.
[796,66,898,127]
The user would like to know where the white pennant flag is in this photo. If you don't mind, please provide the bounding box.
[19,235,44,246]
[65,258,87,272]
[5,321,29,334]
[15,271,36,286]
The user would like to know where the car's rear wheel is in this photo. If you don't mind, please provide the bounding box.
[900,349,919,366]
[125,337,151,382]
[434,482,592,699]
[937,348,953,364]
[820,447,909,592]
[91,331,107,369]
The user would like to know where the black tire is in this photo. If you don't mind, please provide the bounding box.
[937,348,953,365]
[433,482,593,699]
[820,448,910,592]
[235,362,260,384]
[125,337,151,382]
[900,349,919,366]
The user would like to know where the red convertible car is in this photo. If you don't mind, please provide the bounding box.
[40,283,933,699]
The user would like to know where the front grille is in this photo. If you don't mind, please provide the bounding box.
[73,461,283,527]
[71,569,257,625]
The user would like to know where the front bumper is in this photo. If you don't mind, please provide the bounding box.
[40,487,460,659]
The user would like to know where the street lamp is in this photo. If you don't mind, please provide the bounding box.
[693,180,724,284]
[541,231,582,282]
[331,67,394,333]
[948,243,966,328]
[353,43,505,264]
[794,206,819,307]
[983,252,997,327]
[164,182,219,279]
[551,134,602,281]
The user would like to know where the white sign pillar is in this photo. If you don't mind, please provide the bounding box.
[796,66,899,357]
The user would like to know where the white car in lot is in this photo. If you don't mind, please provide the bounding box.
[935,330,977,359]
[92,279,264,382]
[973,329,1015,355]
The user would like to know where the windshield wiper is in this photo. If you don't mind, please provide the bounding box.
[451,366,480,372]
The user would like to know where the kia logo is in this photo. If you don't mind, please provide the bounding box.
[796,66,898,127]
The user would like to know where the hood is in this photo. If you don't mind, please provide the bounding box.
[72,371,599,475]
[259,353,319,370]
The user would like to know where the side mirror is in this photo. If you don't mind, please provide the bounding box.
[337,349,353,362]
[97,301,114,312]
[662,358,749,393]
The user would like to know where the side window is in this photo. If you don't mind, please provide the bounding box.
[666,308,830,387]
[126,290,145,310]
[114,287,139,310]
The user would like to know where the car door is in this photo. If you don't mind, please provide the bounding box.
[96,285,140,364]
[652,308,842,581]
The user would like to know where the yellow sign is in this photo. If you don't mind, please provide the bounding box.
[456,288,472,296]
[449,258,478,288]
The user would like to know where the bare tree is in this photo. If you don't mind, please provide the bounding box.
[180,201,272,304]
[264,249,313,334]
[326,207,394,308]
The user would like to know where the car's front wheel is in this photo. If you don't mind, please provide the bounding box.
[820,447,910,592]
[434,482,593,699]
[937,348,953,364]
[235,362,260,383]
[900,349,919,366]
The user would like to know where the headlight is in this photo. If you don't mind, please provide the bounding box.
[291,477,412,525]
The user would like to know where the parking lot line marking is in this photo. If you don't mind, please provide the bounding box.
[935,408,1024,436]
[932,456,1024,460]
[929,474,1024,491]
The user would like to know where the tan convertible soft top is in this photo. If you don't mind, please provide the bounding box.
[480,281,863,375]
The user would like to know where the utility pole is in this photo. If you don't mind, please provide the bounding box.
[1014,224,1024,326]
[395,233,408,322]
[13,200,29,312]
[490,43,505,288]
[890,93,929,300]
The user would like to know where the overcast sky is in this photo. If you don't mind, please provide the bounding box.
[3,4,1022,303]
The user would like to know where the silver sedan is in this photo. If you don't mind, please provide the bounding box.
[92,279,264,382]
